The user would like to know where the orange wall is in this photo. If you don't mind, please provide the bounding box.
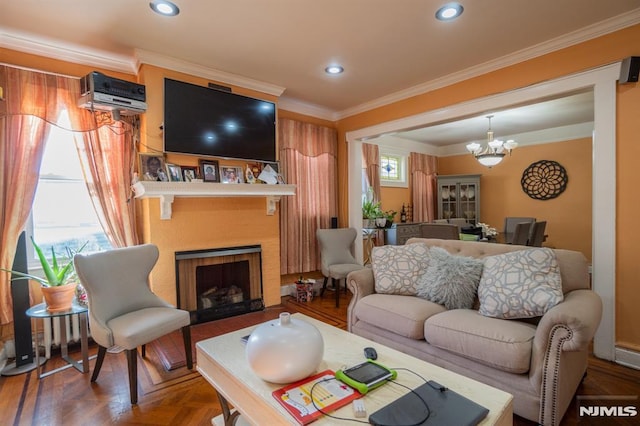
[438,138,592,259]
[335,24,640,350]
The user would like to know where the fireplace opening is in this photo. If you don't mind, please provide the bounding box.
[175,245,264,323]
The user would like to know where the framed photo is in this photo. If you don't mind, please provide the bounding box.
[166,163,183,182]
[139,153,167,181]
[181,166,198,182]
[276,174,286,184]
[199,159,220,183]
[221,166,244,184]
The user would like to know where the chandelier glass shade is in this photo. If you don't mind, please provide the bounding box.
[466,115,517,167]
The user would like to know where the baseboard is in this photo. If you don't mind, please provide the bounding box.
[615,347,640,370]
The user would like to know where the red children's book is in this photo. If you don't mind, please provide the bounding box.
[272,370,362,425]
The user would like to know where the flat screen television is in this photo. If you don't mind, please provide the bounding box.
[163,78,276,162]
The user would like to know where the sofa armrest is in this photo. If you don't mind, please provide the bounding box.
[529,289,602,424]
[533,289,602,354]
[346,267,375,332]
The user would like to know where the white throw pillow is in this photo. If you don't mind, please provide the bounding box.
[372,243,430,295]
[478,248,563,319]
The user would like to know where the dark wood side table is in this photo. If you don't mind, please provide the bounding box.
[26,302,92,379]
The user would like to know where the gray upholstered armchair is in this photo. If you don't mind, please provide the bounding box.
[316,228,365,308]
[73,244,192,404]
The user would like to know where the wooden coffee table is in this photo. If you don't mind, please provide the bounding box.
[197,313,513,425]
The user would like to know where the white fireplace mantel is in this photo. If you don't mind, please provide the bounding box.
[132,181,296,219]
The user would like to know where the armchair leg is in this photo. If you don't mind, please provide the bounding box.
[141,344,146,358]
[91,345,107,382]
[182,325,193,370]
[320,277,328,297]
[333,278,339,308]
[126,349,138,405]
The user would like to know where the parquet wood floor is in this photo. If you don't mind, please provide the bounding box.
[1,291,638,425]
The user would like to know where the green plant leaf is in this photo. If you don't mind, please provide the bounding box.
[0,269,48,286]
[32,237,60,285]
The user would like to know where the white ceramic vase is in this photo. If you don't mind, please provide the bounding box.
[246,312,324,383]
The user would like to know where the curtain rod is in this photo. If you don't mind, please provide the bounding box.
[0,62,80,79]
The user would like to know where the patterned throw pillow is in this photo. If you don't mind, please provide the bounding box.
[372,243,431,295]
[478,248,563,319]
[416,247,483,310]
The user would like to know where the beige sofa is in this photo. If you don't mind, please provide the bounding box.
[347,238,602,425]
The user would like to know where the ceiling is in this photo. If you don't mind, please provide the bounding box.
[1,1,639,145]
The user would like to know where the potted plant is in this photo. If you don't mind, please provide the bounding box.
[1,237,87,312]
[383,210,397,228]
[362,187,383,228]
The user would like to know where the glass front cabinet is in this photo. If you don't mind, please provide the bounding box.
[437,174,481,224]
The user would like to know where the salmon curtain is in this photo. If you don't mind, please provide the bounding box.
[279,118,338,274]
[68,111,140,249]
[0,65,138,325]
[362,143,380,202]
[0,67,79,324]
[410,152,438,223]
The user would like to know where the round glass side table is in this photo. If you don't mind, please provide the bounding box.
[26,302,92,379]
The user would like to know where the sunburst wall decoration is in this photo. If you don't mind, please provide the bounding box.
[520,160,568,200]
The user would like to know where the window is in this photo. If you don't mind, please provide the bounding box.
[380,152,407,187]
[26,110,112,268]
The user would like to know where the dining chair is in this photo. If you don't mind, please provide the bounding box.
[503,217,536,244]
[316,228,365,308]
[528,221,547,247]
[73,244,192,404]
[448,218,468,231]
[420,223,460,240]
[511,222,532,245]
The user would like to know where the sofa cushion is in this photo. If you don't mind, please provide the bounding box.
[372,243,430,296]
[416,247,483,310]
[424,309,536,374]
[478,248,563,319]
[354,293,445,340]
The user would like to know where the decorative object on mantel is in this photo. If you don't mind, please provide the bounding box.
[1,238,86,312]
[221,166,244,183]
[521,160,568,200]
[245,312,324,383]
[466,115,517,168]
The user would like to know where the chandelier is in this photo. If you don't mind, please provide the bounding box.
[466,115,517,167]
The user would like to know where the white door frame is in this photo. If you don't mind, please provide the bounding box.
[347,63,620,360]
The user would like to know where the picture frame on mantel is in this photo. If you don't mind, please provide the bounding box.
[139,153,167,181]
[221,166,244,184]
[199,159,220,183]
[181,166,198,182]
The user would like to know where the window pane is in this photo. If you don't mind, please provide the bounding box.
[30,110,112,261]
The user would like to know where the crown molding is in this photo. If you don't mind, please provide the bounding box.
[335,8,640,120]
[2,8,639,119]
[0,27,139,74]
[277,96,337,121]
[135,49,285,97]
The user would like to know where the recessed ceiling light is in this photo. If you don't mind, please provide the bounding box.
[435,3,463,21]
[150,0,180,16]
[325,65,344,75]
